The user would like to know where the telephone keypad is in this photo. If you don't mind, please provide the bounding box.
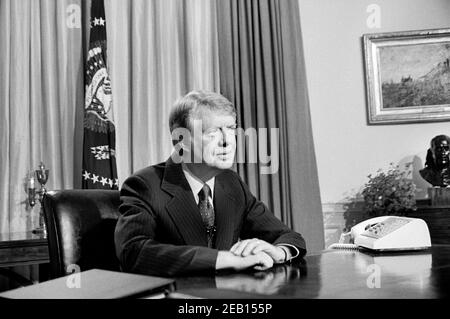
[361,217,411,239]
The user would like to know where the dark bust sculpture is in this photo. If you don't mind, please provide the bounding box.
[420,135,450,187]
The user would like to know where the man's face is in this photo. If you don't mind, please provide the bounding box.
[189,109,237,170]
[432,138,450,166]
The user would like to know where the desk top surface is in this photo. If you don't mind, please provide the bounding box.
[174,245,450,299]
[1,234,448,298]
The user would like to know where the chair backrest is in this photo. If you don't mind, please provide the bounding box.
[42,189,120,278]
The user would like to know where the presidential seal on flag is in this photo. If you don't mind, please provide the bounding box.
[84,46,115,134]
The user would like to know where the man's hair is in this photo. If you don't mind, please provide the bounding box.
[169,90,236,133]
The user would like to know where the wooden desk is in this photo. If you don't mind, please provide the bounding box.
[173,245,450,298]
[0,246,448,299]
[0,232,49,267]
[0,232,49,291]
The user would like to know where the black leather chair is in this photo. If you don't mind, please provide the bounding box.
[42,189,121,279]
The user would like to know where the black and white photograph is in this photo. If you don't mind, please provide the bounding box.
[0,0,450,311]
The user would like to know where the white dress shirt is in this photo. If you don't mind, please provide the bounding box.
[182,163,215,207]
[181,163,299,263]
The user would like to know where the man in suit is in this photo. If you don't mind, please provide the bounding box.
[114,91,306,277]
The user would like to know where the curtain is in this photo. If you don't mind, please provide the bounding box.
[0,0,84,233]
[216,0,324,253]
[0,0,220,233]
[106,0,220,181]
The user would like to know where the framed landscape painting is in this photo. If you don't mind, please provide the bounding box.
[363,29,450,124]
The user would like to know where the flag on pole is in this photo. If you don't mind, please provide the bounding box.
[82,0,118,189]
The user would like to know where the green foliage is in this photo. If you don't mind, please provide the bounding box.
[362,163,417,216]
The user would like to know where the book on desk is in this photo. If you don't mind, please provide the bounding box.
[0,269,175,299]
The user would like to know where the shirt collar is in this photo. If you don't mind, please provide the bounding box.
[181,163,215,202]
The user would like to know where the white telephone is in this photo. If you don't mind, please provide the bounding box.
[329,216,431,251]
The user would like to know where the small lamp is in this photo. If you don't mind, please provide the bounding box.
[27,162,50,235]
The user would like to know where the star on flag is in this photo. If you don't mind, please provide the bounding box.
[100,177,108,186]
[82,170,91,180]
[82,169,119,189]
[91,174,99,184]
[92,17,105,26]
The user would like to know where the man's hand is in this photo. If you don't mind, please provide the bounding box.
[216,251,274,271]
[230,238,286,264]
[251,251,275,271]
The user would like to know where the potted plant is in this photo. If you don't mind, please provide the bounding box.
[361,163,417,216]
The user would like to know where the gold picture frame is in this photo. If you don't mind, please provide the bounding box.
[363,28,450,124]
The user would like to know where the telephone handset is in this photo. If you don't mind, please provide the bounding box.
[329,216,431,251]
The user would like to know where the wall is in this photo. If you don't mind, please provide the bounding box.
[298,0,450,246]
[299,0,450,203]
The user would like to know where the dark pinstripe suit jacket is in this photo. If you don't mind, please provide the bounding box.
[114,158,306,277]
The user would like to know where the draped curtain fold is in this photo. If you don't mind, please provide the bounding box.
[107,0,220,181]
[0,0,84,233]
[216,0,324,252]
[0,0,220,233]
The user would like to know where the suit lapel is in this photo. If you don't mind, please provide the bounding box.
[161,158,207,246]
[213,174,239,250]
